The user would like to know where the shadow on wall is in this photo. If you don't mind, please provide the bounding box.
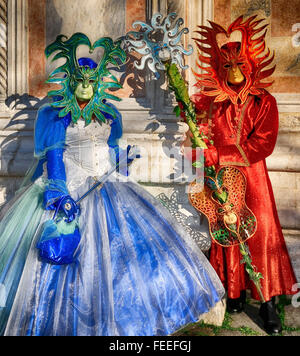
[116,48,213,250]
[126,69,192,184]
[118,50,146,99]
[0,95,50,204]
[45,0,63,47]
[108,38,191,184]
[5,94,50,128]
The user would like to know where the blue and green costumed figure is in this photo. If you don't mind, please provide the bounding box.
[0,32,224,336]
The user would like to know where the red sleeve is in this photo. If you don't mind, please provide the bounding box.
[218,94,279,166]
[191,93,212,114]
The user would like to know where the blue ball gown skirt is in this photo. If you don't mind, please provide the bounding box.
[0,177,224,336]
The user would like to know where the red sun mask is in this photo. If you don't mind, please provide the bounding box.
[193,15,275,104]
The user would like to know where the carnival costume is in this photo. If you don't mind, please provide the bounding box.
[0,33,224,336]
[189,16,297,333]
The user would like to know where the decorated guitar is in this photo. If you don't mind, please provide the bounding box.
[125,13,264,302]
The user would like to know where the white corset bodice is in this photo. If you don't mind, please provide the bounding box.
[64,120,113,190]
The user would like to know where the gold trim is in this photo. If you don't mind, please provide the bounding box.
[218,96,253,167]
[208,101,213,141]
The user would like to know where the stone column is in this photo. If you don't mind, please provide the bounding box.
[7,0,28,104]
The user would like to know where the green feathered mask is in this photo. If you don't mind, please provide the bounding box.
[45,33,126,125]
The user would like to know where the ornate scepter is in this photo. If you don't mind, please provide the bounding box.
[125,13,265,303]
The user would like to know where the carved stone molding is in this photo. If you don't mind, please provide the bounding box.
[0,0,7,102]
[7,0,28,108]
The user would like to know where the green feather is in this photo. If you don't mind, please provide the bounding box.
[45,33,126,125]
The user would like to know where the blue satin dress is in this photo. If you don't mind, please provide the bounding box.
[0,105,224,336]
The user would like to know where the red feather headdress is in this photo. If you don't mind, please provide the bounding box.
[193,15,275,104]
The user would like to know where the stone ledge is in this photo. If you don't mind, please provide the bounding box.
[283,231,300,283]
[274,93,300,113]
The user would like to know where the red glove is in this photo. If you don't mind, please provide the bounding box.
[203,146,218,166]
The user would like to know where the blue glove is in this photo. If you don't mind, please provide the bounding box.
[57,195,81,223]
[109,145,141,176]
[43,180,69,210]
[37,195,81,265]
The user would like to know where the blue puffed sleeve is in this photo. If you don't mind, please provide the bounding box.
[31,104,71,182]
[34,104,71,158]
[32,105,72,209]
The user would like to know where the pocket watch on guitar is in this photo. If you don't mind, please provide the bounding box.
[188,165,257,247]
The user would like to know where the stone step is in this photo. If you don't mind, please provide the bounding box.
[284,231,300,283]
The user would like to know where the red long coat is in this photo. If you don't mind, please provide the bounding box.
[191,91,297,301]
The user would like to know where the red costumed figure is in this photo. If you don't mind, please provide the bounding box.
[189,15,297,334]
